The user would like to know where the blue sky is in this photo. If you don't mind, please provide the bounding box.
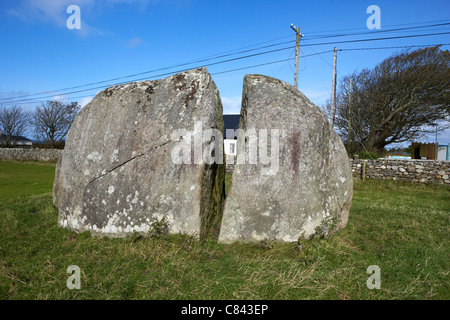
[0,0,449,145]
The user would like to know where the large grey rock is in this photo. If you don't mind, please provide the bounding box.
[54,67,225,239]
[218,75,353,243]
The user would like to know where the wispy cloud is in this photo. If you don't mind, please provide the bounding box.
[126,37,145,48]
[78,96,93,108]
[300,88,330,105]
[5,0,104,37]
[221,97,241,114]
[7,0,92,25]
[106,0,161,12]
[4,0,157,37]
[0,90,30,100]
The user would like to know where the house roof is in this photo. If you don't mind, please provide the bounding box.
[0,134,33,143]
[223,114,240,139]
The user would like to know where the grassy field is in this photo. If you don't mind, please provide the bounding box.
[0,160,448,300]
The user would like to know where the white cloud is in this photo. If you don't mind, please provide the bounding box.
[126,37,145,48]
[52,95,68,103]
[5,0,117,36]
[8,0,94,25]
[78,96,93,108]
[221,96,241,114]
[299,88,330,105]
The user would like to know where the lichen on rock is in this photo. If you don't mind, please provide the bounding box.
[218,74,353,243]
[53,67,225,239]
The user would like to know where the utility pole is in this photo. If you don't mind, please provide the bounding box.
[330,47,338,126]
[290,23,304,89]
[348,77,353,152]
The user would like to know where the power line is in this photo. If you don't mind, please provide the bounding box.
[302,31,450,47]
[303,19,450,36]
[340,44,450,51]
[2,31,449,105]
[0,40,294,102]
[1,45,298,104]
[302,41,450,73]
[212,50,334,75]
[304,22,450,40]
[12,42,449,107]
[5,42,449,107]
[3,51,333,106]
[2,22,449,103]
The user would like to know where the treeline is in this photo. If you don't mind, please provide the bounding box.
[0,101,80,149]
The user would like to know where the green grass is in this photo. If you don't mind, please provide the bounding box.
[0,161,57,201]
[0,161,449,300]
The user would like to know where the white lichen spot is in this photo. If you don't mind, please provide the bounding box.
[190,185,196,191]
[108,185,115,195]
[131,191,139,204]
[102,199,107,205]
[111,149,119,162]
[251,231,268,241]
[87,152,102,163]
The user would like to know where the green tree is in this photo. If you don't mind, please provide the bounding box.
[326,46,450,155]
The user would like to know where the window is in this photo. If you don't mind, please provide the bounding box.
[229,142,236,154]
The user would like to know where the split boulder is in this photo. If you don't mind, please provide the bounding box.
[53,67,225,239]
[218,75,353,243]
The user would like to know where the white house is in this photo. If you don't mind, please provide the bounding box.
[0,134,33,147]
[223,114,239,156]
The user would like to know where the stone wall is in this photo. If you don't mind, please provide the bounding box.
[4,147,447,186]
[0,148,63,162]
[227,157,450,185]
[351,159,450,185]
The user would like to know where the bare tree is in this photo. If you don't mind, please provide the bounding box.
[324,46,450,155]
[0,105,31,147]
[31,100,80,148]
